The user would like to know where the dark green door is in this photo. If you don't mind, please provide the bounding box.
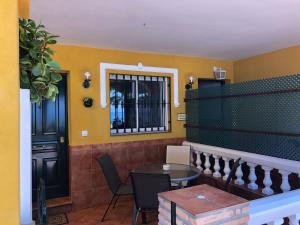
[32,74,68,201]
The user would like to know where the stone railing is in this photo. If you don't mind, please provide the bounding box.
[184,141,300,195]
[249,189,300,225]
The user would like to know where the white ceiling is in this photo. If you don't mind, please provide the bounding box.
[31,0,300,60]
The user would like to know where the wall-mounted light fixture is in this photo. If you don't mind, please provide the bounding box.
[185,76,194,90]
[213,66,227,80]
[83,71,92,88]
[83,97,93,107]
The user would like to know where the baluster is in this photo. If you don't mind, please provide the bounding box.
[288,213,300,225]
[279,170,291,192]
[222,157,230,181]
[190,150,194,166]
[262,166,274,195]
[247,163,258,190]
[235,160,244,185]
[203,153,212,175]
[196,152,202,172]
[213,155,221,178]
[267,219,284,225]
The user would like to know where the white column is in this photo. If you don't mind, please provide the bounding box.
[235,160,244,185]
[223,157,230,181]
[196,152,202,172]
[248,163,258,190]
[267,219,284,225]
[288,213,300,225]
[203,153,212,175]
[279,170,291,192]
[20,89,33,225]
[262,166,274,195]
[213,155,221,178]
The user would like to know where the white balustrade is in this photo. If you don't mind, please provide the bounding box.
[268,219,284,225]
[262,166,274,195]
[222,157,230,181]
[248,163,258,190]
[203,153,212,175]
[289,213,300,225]
[249,189,300,225]
[183,141,300,196]
[195,151,202,172]
[279,170,291,193]
[235,160,244,185]
[213,155,221,178]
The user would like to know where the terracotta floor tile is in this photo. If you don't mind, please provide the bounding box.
[67,198,158,225]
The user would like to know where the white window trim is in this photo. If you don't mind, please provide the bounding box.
[100,62,179,108]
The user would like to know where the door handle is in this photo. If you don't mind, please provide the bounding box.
[60,136,65,143]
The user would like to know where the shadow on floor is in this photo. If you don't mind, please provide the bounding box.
[67,197,158,225]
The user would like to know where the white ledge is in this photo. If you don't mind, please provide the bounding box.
[249,189,300,225]
[100,63,179,108]
[183,141,300,174]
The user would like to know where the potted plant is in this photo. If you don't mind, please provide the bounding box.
[19,18,61,225]
[19,18,62,103]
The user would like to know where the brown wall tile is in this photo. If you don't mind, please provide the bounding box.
[69,137,185,211]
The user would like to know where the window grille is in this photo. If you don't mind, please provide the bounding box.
[110,74,171,135]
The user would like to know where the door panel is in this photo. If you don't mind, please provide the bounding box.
[32,74,68,201]
[42,100,57,134]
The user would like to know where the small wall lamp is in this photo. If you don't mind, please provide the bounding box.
[185,76,194,90]
[83,71,91,88]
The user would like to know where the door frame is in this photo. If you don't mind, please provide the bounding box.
[60,70,70,198]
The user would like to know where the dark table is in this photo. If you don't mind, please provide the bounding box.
[134,163,201,182]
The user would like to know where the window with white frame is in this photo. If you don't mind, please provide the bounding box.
[110,74,171,135]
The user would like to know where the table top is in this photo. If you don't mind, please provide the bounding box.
[134,163,201,182]
[158,184,249,216]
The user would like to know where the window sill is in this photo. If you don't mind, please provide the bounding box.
[110,130,171,136]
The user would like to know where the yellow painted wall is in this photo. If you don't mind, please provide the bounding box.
[234,44,300,82]
[52,45,233,146]
[18,0,30,19]
[0,1,20,224]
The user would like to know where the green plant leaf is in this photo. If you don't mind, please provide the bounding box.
[32,80,47,89]
[29,49,38,59]
[47,39,57,44]
[47,60,60,69]
[20,18,61,103]
[20,71,30,89]
[50,73,62,83]
[32,63,42,76]
[45,48,54,55]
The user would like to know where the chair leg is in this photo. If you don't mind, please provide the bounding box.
[142,212,147,224]
[132,204,139,225]
[101,195,115,222]
[113,195,120,208]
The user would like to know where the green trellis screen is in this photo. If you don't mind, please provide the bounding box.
[185,74,300,161]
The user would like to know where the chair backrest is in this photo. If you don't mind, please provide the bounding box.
[166,145,190,165]
[130,173,171,210]
[223,158,241,192]
[96,154,122,194]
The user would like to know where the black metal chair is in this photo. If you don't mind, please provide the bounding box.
[37,178,47,225]
[223,157,242,192]
[130,173,171,225]
[96,154,133,222]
